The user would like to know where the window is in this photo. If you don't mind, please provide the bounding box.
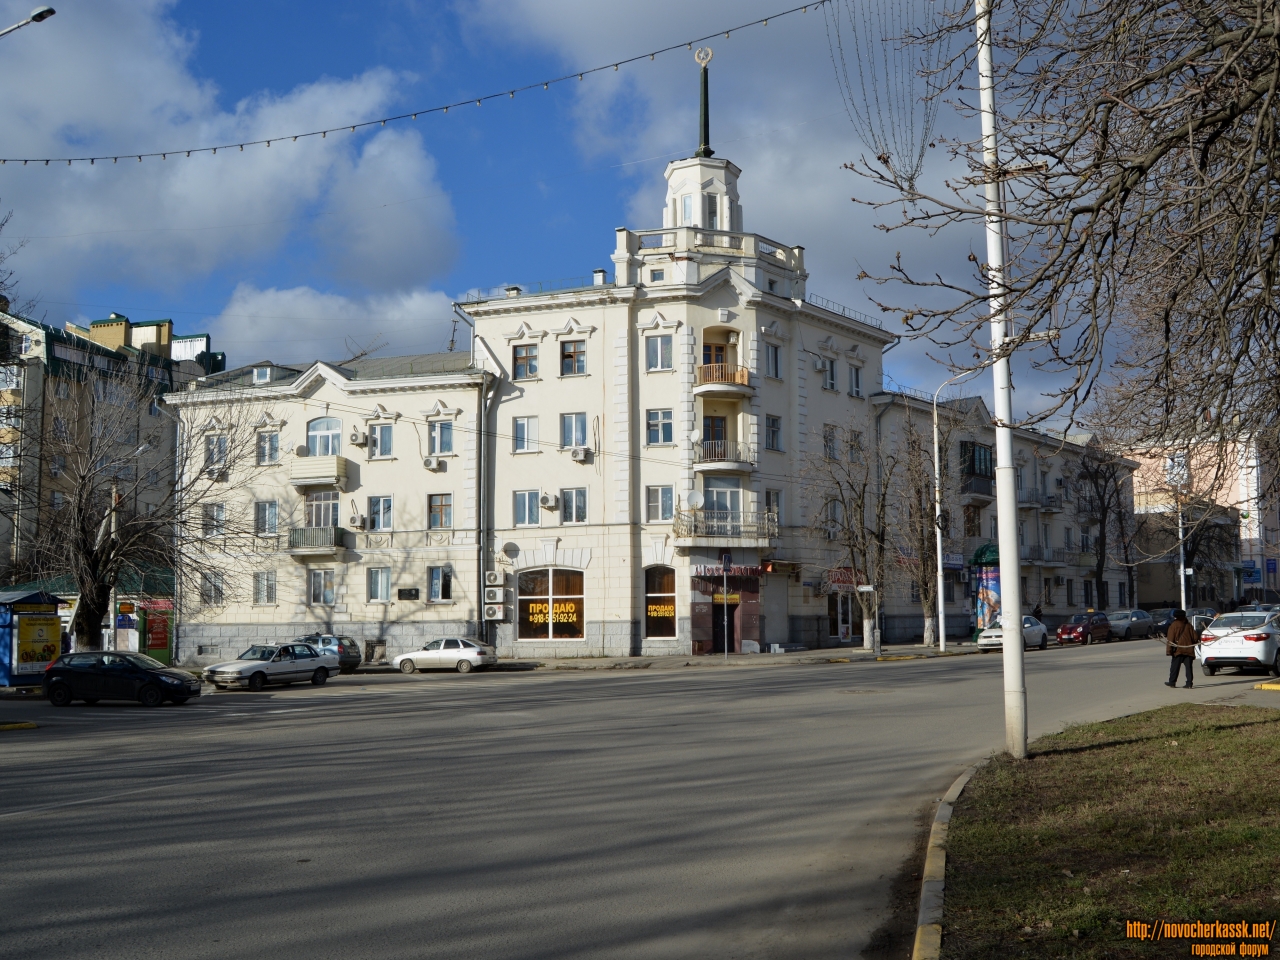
[561,412,587,448]
[52,418,68,442]
[646,486,673,522]
[368,496,392,531]
[990,515,999,540]
[426,422,451,456]
[148,396,160,417]
[1066,579,1075,605]
[705,193,718,230]
[1118,582,1127,606]
[309,569,335,605]
[703,342,726,366]
[765,342,781,379]
[765,489,782,523]
[204,434,228,468]
[823,424,837,459]
[513,344,538,380]
[1042,523,1051,547]
[49,454,65,478]
[428,493,452,529]
[765,416,782,451]
[368,567,391,603]
[252,367,271,384]
[517,567,585,640]
[1064,527,1074,549]
[1098,580,1110,608]
[0,443,15,468]
[847,430,863,462]
[646,409,673,445]
[1017,522,1026,546]
[202,503,225,537]
[1016,466,1025,490]
[825,500,845,539]
[200,572,224,606]
[428,565,452,601]
[649,269,665,283]
[514,490,540,526]
[944,574,956,603]
[256,432,279,465]
[819,358,836,390]
[767,278,778,294]
[305,491,339,528]
[645,566,676,638]
[513,416,538,453]
[370,423,395,458]
[254,501,278,535]
[54,379,70,400]
[646,335,672,371]
[1043,577,1053,605]
[307,417,341,456]
[50,491,66,511]
[1083,580,1094,607]
[253,571,277,605]
[681,194,693,225]
[1166,452,1189,486]
[849,365,862,397]
[561,488,586,524]
[1081,528,1092,551]
[561,340,586,376]
[960,441,994,478]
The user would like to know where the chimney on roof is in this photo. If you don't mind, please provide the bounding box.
[592,269,608,286]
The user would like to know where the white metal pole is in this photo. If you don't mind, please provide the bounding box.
[723,567,729,660]
[975,0,1026,758]
[1178,507,1187,611]
[932,403,946,653]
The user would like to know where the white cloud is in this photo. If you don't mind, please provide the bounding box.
[206,283,459,367]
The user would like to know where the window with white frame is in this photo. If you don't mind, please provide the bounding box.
[256,431,279,465]
[646,409,673,445]
[427,421,452,456]
[646,485,673,522]
[428,565,452,601]
[649,269,665,283]
[368,496,392,531]
[819,357,836,390]
[514,490,540,526]
[309,569,335,605]
[200,572,224,605]
[0,443,16,468]
[54,379,70,400]
[561,412,587,448]
[513,416,538,452]
[254,500,278,535]
[561,488,587,524]
[681,194,693,224]
[307,417,342,456]
[50,454,65,478]
[849,364,862,397]
[370,423,394,458]
[50,491,66,511]
[252,367,271,384]
[823,424,837,459]
[765,342,782,379]
[148,395,160,417]
[765,489,783,523]
[646,335,672,371]
[204,434,228,468]
[0,366,18,390]
[202,502,225,537]
[253,571,277,605]
[306,490,339,528]
[765,415,782,451]
[367,567,391,603]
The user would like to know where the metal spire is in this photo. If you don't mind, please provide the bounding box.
[694,47,714,158]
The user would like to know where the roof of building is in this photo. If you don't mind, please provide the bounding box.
[194,351,477,391]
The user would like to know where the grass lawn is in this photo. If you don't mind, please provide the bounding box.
[942,702,1280,958]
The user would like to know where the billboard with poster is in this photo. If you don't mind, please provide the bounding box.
[975,567,1001,631]
[14,616,61,674]
[139,599,173,664]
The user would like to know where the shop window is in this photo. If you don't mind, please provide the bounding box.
[644,566,676,638]
[517,568,585,640]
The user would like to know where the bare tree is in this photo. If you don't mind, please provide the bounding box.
[801,423,897,648]
[1074,436,1134,609]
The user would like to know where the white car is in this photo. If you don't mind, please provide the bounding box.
[203,642,339,691]
[394,638,498,674]
[977,616,1049,652]
[1195,612,1280,677]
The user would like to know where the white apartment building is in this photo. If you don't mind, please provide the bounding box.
[465,149,895,657]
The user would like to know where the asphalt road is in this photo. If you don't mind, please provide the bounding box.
[2,642,1276,960]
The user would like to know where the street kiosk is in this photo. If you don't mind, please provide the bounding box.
[0,590,66,688]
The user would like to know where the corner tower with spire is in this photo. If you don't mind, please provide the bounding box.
[662,47,742,232]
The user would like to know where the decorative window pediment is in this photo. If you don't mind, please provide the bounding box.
[201,415,230,434]
[553,317,597,339]
[637,311,681,332]
[844,344,863,364]
[503,321,547,342]
[816,336,839,358]
[251,411,286,430]
[423,399,463,420]
[760,319,789,343]
[364,403,401,423]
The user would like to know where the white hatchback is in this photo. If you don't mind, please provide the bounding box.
[1196,612,1280,677]
[394,638,498,674]
[977,616,1049,652]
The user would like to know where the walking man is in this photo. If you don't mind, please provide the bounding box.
[1164,609,1196,689]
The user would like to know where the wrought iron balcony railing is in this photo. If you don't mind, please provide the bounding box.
[692,440,756,465]
[288,526,342,549]
[673,509,778,540]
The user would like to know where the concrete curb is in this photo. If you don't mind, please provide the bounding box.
[1254,681,1280,691]
[912,760,987,960]
[0,721,38,731]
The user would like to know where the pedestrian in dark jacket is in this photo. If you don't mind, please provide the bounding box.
[1165,609,1197,689]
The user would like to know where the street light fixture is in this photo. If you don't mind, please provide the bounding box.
[0,6,56,40]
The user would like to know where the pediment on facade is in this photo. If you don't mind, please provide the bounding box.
[845,344,863,363]
[201,415,231,433]
[291,362,354,394]
[503,321,547,342]
[364,403,401,423]
[637,311,681,332]
[553,317,597,339]
[423,399,462,420]
[759,319,790,342]
[816,336,840,357]
[251,411,287,430]
[691,267,763,308]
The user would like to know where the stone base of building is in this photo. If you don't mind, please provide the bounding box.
[176,620,478,667]
[491,619,687,658]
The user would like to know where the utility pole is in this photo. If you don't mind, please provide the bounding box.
[975,0,1026,758]
[1178,507,1188,611]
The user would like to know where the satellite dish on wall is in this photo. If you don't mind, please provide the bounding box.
[687,491,705,509]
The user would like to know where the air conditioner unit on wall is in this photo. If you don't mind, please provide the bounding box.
[540,493,559,510]
[484,587,507,605]
[959,570,970,582]
[485,570,504,587]
[570,446,589,462]
[1054,575,1067,586]
[484,604,509,621]
[423,456,443,471]
[349,514,366,529]
[350,431,367,446]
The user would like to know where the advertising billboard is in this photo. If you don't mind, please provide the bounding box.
[14,616,61,675]
[975,567,1001,631]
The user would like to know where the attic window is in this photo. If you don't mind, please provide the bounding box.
[252,367,271,384]
[767,278,777,293]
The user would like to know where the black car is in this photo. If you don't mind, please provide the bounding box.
[295,634,363,674]
[43,652,202,707]
[1148,608,1175,636]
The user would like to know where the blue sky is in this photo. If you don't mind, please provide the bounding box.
[0,0,992,393]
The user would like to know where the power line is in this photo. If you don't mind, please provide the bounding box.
[0,3,828,168]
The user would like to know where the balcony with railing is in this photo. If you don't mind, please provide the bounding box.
[961,475,994,500]
[691,440,756,472]
[693,363,753,399]
[1019,544,1043,563]
[287,525,347,558]
[673,509,778,547]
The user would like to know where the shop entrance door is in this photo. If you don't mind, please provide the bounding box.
[711,602,737,653]
[828,593,857,642]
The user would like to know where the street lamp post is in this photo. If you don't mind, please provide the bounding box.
[0,6,55,40]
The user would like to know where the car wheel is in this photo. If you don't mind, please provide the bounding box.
[247,672,267,692]
[1083,635,1091,646]
[455,659,473,674]
[1201,662,1217,677]
[1124,629,1131,641]
[311,668,328,686]
[1271,654,1280,678]
[47,683,73,707]
[138,686,163,708]
[1039,635,1048,650]
[399,659,417,674]
[83,698,99,705]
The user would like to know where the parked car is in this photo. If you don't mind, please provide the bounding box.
[202,643,339,691]
[394,638,498,674]
[43,652,202,707]
[1196,612,1280,677]
[1056,612,1111,645]
[295,634,362,674]
[1107,609,1154,640]
[977,616,1049,652]
[1148,608,1176,636]
[1187,606,1218,620]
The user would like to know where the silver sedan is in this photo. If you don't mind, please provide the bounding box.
[203,643,339,691]
[394,638,498,674]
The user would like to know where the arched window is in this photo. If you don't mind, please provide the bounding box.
[644,566,676,638]
[516,568,584,640]
[307,417,342,456]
